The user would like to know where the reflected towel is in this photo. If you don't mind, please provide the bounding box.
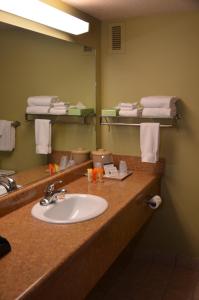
[49,108,67,115]
[0,120,15,151]
[140,123,160,163]
[140,96,178,108]
[27,96,59,106]
[142,108,176,118]
[35,119,51,154]
[26,106,50,114]
[50,105,67,110]
[52,102,68,107]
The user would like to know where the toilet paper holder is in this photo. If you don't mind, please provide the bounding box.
[145,195,162,209]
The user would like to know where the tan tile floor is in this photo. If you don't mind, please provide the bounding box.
[87,247,199,300]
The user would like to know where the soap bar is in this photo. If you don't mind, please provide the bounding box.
[0,236,11,259]
[101,109,119,116]
[68,108,94,116]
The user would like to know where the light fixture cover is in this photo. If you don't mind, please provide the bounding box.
[0,0,89,35]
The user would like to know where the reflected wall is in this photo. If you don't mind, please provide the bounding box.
[0,25,96,172]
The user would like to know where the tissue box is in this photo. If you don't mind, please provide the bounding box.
[101,109,119,116]
[68,108,94,116]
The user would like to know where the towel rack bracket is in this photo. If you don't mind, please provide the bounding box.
[11,121,21,128]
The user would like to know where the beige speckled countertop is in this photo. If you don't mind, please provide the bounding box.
[0,171,160,300]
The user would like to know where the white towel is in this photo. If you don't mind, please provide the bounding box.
[118,102,137,110]
[142,108,176,118]
[119,109,140,117]
[140,123,160,163]
[52,102,68,107]
[140,96,178,108]
[27,96,59,106]
[49,108,67,115]
[26,106,50,114]
[0,120,15,151]
[35,119,52,154]
[50,106,67,110]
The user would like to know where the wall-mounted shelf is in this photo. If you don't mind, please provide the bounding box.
[25,113,95,125]
[100,115,181,128]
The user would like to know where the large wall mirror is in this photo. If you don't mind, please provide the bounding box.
[0,22,96,191]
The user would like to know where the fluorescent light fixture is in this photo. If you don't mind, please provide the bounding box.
[0,0,89,35]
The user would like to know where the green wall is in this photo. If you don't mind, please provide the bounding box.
[0,26,96,171]
[101,12,199,255]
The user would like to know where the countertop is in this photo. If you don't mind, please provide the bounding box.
[0,171,159,300]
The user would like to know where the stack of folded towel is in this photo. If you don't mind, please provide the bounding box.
[49,101,68,115]
[26,96,60,114]
[118,102,140,117]
[140,96,178,118]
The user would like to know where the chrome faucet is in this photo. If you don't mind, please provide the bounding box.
[40,180,66,206]
[0,176,17,192]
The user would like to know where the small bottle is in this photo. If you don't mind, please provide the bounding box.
[92,168,97,183]
[97,167,104,182]
[87,168,93,182]
[48,163,55,175]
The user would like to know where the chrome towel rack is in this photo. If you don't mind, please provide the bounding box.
[100,114,181,128]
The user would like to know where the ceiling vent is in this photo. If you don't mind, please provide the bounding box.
[109,23,125,54]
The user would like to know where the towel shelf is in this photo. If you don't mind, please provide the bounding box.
[25,113,95,125]
[100,114,181,128]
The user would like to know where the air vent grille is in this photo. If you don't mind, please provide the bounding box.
[109,23,125,53]
[112,25,121,50]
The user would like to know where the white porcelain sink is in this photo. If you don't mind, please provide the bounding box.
[31,194,108,224]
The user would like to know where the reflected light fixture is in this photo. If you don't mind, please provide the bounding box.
[0,0,89,35]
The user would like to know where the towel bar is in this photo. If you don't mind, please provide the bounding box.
[100,114,181,128]
[11,121,21,128]
[100,121,173,128]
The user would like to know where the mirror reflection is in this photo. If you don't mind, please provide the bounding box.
[0,23,96,193]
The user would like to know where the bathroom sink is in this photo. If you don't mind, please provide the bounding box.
[31,194,108,224]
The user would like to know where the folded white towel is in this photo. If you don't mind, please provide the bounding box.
[26,106,50,114]
[118,102,137,110]
[140,123,160,163]
[142,108,176,118]
[35,119,51,154]
[52,102,68,107]
[140,96,178,108]
[119,109,140,117]
[0,120,15,151]
[27,96,59,106]
[50,106,67,110]
[49,108,67,115]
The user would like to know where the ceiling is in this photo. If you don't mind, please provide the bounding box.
[62,0,199,20]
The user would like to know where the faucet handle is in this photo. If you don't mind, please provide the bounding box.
[7,177,17,191]
[45,180,63,196]
[0,176,17,192]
